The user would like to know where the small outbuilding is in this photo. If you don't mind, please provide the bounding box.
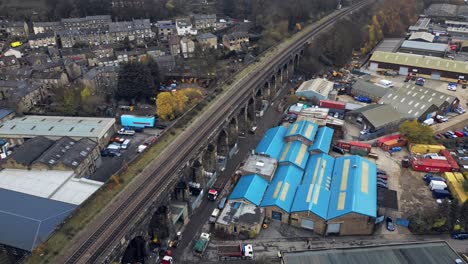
[295,78,334,102]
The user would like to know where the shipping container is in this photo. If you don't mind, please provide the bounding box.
[440,150,460,171]
[121,115,155,128]
[337,141,372,152]
[376,134,401,147]
[411,158,453,172]
[410,144,446,154]
[381,138,408,151]
[444,172,467,203]
[319,100,346,110]
[349,146,369,156]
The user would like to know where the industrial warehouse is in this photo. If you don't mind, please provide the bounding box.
[215,120,377,236]
[368,51,468,81]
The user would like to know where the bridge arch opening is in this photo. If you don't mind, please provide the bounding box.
[121,236,148,264]
[255,88,264,112]
[247,97,255,127]
[149,206,170,246]
[217,130,228,157]
[202,144,217,173]
[237,107,246,137]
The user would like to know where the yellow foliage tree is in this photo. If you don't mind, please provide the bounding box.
[173,91,188,115]
[156,92,176,121]
[181,88,203,105]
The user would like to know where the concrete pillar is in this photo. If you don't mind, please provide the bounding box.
[228,119,238,147]
[203,145,217,173]
[247,99,256,127]
[238,109,247,137]
[192,160,205,187]
[255,90,263,112]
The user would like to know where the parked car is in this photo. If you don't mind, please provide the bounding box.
[455,131,465,137]
[144,136,157,146]
[377,178,388,185]
[377,169,387,175]
[378,174,389,181]
[415,78,425,86]
[218,197,227,210]
[377,182,388,189]
[101,149,121,157]
[452,232,468,240]
[118,128,136,135]
[386,217,395,231]
[448,82,457,91]
[435,115,448,122]
[354,96,372,103]
[137,144,148,153]
[110,136,125,143]
[332,145,345,155]
[360,129,369,135]
[434,134,442,140]
[423,174,446,184]
[207,189,218,201]
[454,106,465,114]
[123,126,144,132]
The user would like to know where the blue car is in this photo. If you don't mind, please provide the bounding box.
[354,96,372,103]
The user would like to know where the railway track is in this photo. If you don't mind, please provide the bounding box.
[63,1,373,263]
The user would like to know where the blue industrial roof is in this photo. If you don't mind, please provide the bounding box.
[229,174,268,206]
[0,188,77,251]
[327,156,377,220]
[260,165,303,212]
[309,126,334,154]
[279,141,310,170]
[255,126,287,159]
[290,153,335,219]
[284,120,318,142]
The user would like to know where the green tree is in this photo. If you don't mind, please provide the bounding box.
[399,120,435,144]
[116,62,155,101]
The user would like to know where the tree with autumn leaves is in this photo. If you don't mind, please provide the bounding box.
[156,88,203,121]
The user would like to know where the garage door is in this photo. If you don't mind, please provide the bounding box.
[327,223,341,234]
[399,67,409,75]
[431,71,441,80]
[301,219,315,230]
[369,62,378,71]
[271,211,282,222]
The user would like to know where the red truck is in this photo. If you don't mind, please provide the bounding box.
[218,244,254,261]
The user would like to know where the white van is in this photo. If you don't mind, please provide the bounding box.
[378,79,394,88]
[121,139,131,149]
[423,118,434,126]
[209,208,220,223]
[429,180,447,191]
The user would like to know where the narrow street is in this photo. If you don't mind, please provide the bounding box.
[171,83,291,263]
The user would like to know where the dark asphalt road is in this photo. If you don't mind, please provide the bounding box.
[172,84,291,262]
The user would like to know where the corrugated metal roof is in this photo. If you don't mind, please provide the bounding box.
[281,241,463,264]
[352,79,389,98]
[285,120,318,143]
[296,78,334,98]
[260,165,303,212]
[229,174,268,206]
[361,104,403,130]
[378,84,457,119]
[327,155,377,220]
[370,51,468,74]
[400,40,447,53]
[309,127,334,154]
[408,32,435,42]
[0,188,76,251]
[290,154,335,219]
[255,126,287,159]
[279,141,310,170]
[0,115,115,139]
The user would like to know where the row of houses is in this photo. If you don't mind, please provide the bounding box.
[216,121,377,236]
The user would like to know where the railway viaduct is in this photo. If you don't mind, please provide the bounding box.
[49,1,373,263]
[111,53,302,263]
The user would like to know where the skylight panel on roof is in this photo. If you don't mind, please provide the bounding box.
[408,110,413,114]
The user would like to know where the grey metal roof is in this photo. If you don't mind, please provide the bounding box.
[379,84,457,119]
[196,32,217,40]
[0,115,115,139]
[6,136,54,166]
[0,108,13,120]
[400,40,447,53]
[33,137,96,169]
[281,242,462,264]
[425,4,458,17]
[361,104,403,130]
[409,32,435,42]
[352,79,388,98]
[0,188,76,251]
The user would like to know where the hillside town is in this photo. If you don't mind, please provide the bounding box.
[0,1,467,264]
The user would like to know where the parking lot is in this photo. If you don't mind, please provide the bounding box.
[91,128,163,182]
[370,146,436,235]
